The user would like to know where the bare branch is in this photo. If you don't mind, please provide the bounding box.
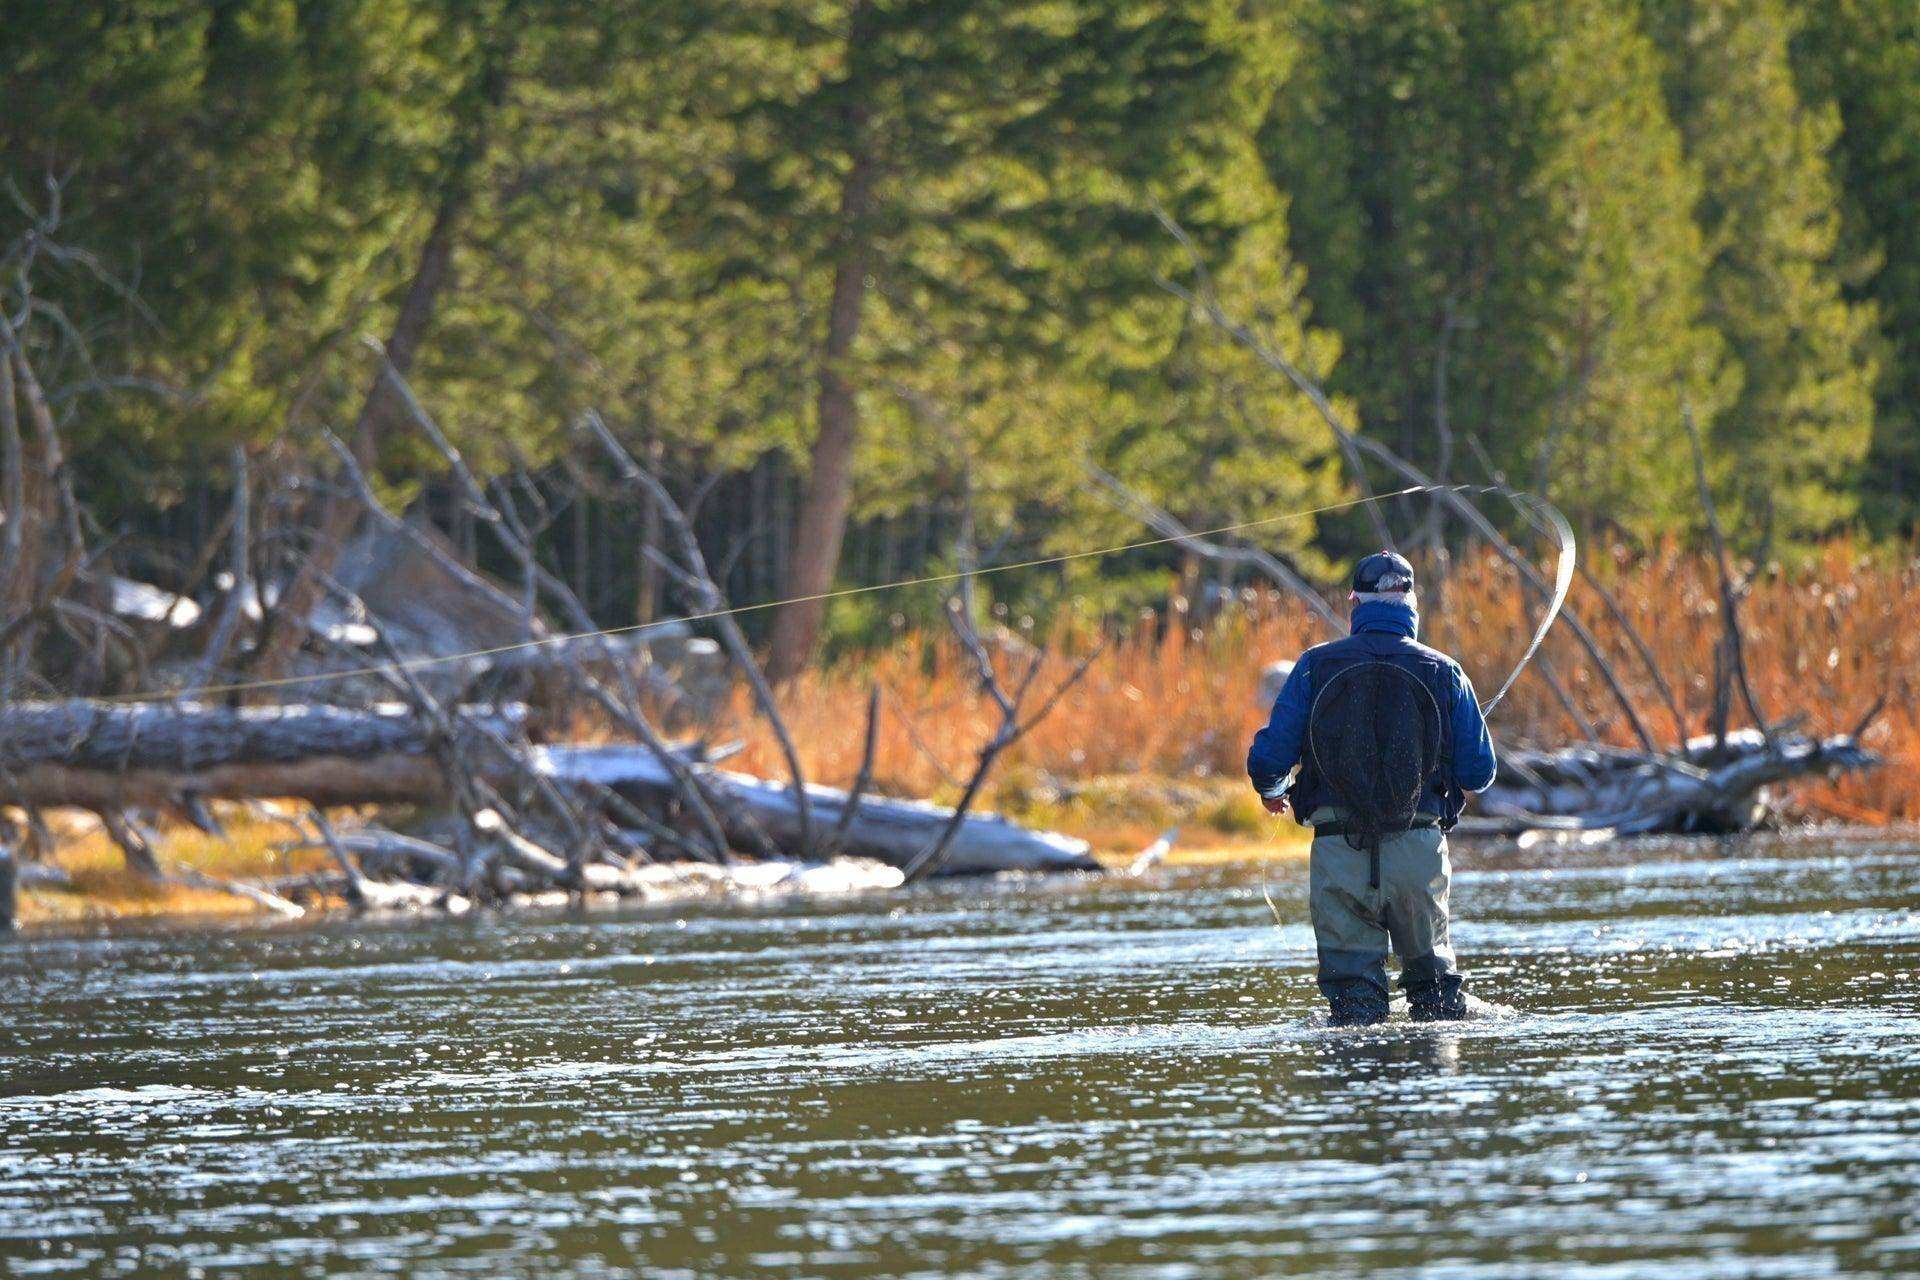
[1082,460,1342,636]
[186,447,252,694]
[1155,210,1655,752]
[823,684,882,858]
[586,411,816,853]
[1683,402,1773,749]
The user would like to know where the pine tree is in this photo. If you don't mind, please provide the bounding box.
[652,0,1282,679]
[1644,0,1878,549]
[1266,0,1724,538]
[1093,213,1348,577]
[1791,0,1920,532]
[0,0,445,477]
[1518,0,1728,533]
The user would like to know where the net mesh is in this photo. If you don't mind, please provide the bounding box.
[1307,661,1444,853]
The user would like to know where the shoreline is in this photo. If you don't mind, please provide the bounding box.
[5,839,1314,939]
[1,795,1312,936]
[10,818,1913,940]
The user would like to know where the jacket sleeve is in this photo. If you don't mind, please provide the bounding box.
[1449,669,1498,793]
[1247,656,1312,797]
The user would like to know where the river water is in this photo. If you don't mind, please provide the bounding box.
[3,837,1918,1278]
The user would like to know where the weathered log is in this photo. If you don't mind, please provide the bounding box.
[1470,729,1878,836]
[0,700,1096,876]
[534,745,1099,876]
[0,700,525,812]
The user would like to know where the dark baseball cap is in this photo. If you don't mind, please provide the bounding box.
[1351,550,1416,594]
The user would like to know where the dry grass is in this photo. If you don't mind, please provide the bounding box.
[729,541,1919,839]
[16,809,332,928]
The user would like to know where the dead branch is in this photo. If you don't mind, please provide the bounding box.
[376,379,744,862]
[305,557,597,898]
[1082,461,1343,636]
[99,809,163,880]
[1466,435,1684,745]
[188,447,252,693]
[824,684,882,858]
[1419,300,1461,597]
[900,596,1103,884]
[586,411,816,854]
[1683,403,1773,748]
[343,362,744,862]
[309,808,368,909]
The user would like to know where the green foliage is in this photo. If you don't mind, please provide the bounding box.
[0,0,448,470]
[1646,0,1880,549]
[0,0,1908,620]
[1268,0,1727,539]
[1791,0,1920,533]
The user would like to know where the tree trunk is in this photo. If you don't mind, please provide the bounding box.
[0,844,14,934]
[767,114,877,684]
[349,162,486,463]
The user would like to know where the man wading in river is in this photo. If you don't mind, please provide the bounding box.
[1247,552,1497,1025]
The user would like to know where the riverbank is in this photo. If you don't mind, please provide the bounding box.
[10,809,333,929]
[11,544,1910,934]
[5,782,1313,932]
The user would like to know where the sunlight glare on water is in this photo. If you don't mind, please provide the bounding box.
[2,839,1918,1278]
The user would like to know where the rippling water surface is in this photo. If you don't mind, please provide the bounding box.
[4,839,1919,1278]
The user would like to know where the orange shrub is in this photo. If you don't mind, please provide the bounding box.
[730,543,1919,825]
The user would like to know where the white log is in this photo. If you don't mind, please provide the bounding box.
[1474,731,1877,834]
[0,700,1096,876]
[534,744,1098,875]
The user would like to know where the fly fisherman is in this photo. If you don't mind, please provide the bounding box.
[1247,552,1497,1025]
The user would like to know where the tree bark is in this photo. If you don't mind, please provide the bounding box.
[768,99,877,684]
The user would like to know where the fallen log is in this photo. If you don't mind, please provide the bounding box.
[534,745,1099,876]
[0,700,1097,876]
[1469,729,1879,836]
[0,700,526,812]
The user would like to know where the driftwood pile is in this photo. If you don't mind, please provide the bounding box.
[0,393,1101,923]
[0,213,1102,927]
[1468,730,1879,837]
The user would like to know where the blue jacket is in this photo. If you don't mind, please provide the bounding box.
[1247,600,1497,821]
